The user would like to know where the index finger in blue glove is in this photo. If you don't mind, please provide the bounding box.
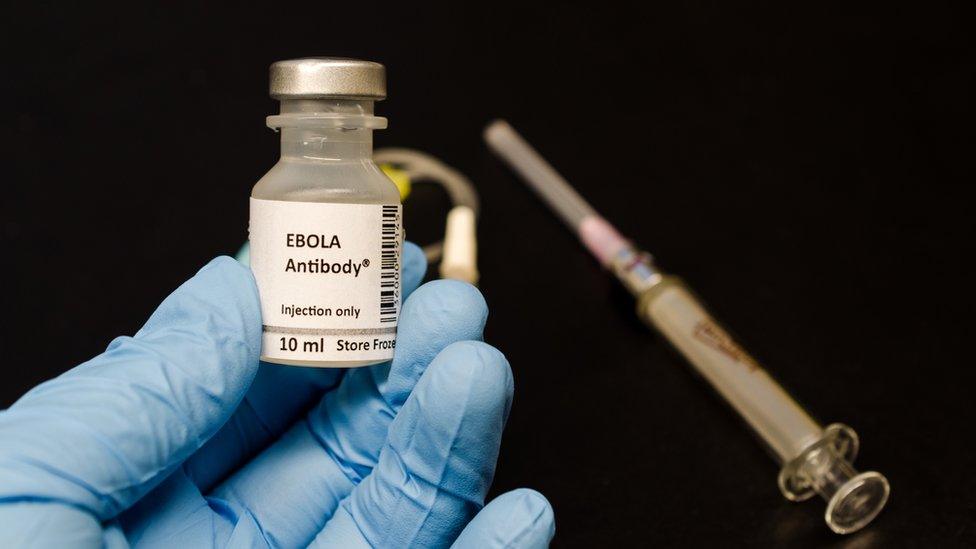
[182,241,428,492]
[203,280,489,547]
[0,256,261,519]
[311,340,514,548]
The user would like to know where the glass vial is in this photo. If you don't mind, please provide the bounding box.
[249,58,402,367]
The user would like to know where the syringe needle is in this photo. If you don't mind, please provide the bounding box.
[484,120,633,266]
[485,120,596,231]
[484,120,890,534]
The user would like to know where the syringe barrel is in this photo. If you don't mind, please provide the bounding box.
[637,277,823,463]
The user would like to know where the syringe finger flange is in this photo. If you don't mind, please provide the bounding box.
[778,423,889,534]
[778,423,860,502]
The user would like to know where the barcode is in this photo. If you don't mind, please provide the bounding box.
[380,205,400,324]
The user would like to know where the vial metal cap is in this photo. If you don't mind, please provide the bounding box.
[269,58,386,100]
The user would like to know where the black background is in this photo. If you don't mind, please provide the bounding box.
[2,2,974,547]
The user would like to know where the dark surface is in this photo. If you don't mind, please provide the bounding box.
[2,3,973,547]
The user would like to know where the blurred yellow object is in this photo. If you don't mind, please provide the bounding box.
[376,149,480,284]
[380,164,412,201]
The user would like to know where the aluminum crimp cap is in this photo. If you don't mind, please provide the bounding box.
[269,58,386,100]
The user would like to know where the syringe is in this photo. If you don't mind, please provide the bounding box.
[484,120,889,534]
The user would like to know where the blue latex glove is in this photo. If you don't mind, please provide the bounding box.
[0,242,555,548]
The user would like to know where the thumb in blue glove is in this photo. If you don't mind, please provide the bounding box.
[0,242,555,548]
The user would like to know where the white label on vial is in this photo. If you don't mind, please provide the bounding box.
[249,199,402,366]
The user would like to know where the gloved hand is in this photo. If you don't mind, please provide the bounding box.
[0,242,555,548]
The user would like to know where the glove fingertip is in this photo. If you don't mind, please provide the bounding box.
[452,488,556,549]
[432,340,513,414]
[405,279,488,331]
[506,488,555,521]
[496,488,556,539]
